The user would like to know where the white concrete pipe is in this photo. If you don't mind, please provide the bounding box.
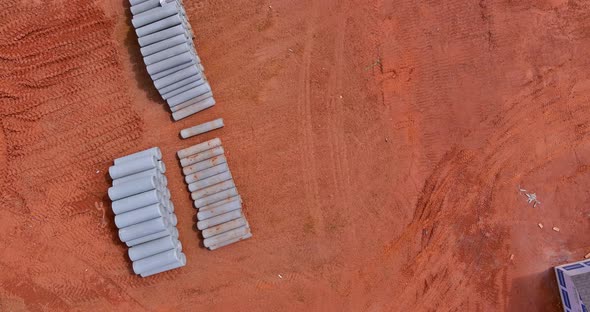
[184,163,229,184]
[165,199,175,213]
[140,252,186,277]
[130,0,160,15]
[203,225,250,248]
[138,24,185,47]
[108,176,159,201]
[170,91,212,112]
[172,96,215,121]
[181,146,224,169]
[191,180,235,201]
[197,197,241,220]
[209,232,252,251]
[180,118,224,139]
[144,42,190,65]
[194,187,238,209]
[136,14,182,38]
[188,169,232,192]
[150,59,196,81]
[111,189,163,214]
[118,216,169,242]
[132,247,182,275]
[197,209,243,230]
[140,34,188,57]
[147,51,193,75]
[177,138,221,159]
[157,160,166,173]
[112,168,162,186]
[128,234,179,261]
[199,195,241,211]
[182,155,226,178]
[114,203,167,228]
[109,155,158,179]
[158,175,168,187]
[132,2,179,28]
[162,79,205,100]
[153,64,200,89]
[167,83,211,107]
[130,0,149,6]
[126,226,178,247]
[168,213,178,226]
[114,147,161,165]
[202,217,247,239]
[158,74,201,96]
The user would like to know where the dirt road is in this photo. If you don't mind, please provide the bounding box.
[1,0,589,311]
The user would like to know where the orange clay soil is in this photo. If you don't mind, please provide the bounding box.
[1,0,590,311]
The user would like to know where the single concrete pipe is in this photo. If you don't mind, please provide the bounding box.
[196,209,243,230]
[109,155,158,179]
[114,203,167,228]
[194,187,238,209]
[126,226,177,247]
[203,226,250,248]
[144,42,191,65]
[188,170,232,193]
[128,234,179,261]
[209,232,252,251]
[140,252,186,277]
[153,64,200,89]
[180,118,223,139]
[191,180,235,201]
[119,216,169,242]
[108,176,159,201]
[172,96,215,121]
[114,147,161,165]
[111,189,162,214]
[166,83,211,107]
[197,198,241,221]
[202,217,247,239]
[146,51,193,75]
[180,146,224,168]
[170,91,211,112]
[184,163,229,184]
[132,247,181,275]
[158,74,201,96]
[135,14,183,38]
[177,138,221,159]
[138,24,185,47]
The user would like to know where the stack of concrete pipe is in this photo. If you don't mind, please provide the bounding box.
[130,0,215,121]
[109,147,186,277]
[177,138,252,250]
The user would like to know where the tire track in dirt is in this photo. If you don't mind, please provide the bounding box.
[0,1,145,310]
[297,2,326,245]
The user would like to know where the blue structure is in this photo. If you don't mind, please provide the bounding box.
[555,259,590,312]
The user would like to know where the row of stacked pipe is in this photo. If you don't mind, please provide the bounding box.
[108,147,185,277]
[177,138,252,250]
[130,0,214,121]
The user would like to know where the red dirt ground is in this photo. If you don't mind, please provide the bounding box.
[1,0,590,311]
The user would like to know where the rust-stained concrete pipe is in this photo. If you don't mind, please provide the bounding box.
[181,146,224,169]
[170,91,211,112]
[191,179,235,201]
[184,163,229,184]
[197,209,242,230]
[201,216,247,239]
[197,197,241,220]
[203,225,249,248]
[209,232,252,251]
[194,187,238,209]
[177,138,221,159]
[188,170,231,193]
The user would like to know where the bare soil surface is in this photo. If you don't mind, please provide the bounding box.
[1,0,589,311]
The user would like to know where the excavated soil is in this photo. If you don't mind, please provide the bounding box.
[1,0,590,311]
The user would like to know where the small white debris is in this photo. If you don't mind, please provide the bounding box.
[288,48,293,53]
[96,170,100,174]
[584,253,590,259]
[510,254,515,261]
[538,223,544,229]
[339,95,343,99]
[553,227,560,232]
[278,274,283,279]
